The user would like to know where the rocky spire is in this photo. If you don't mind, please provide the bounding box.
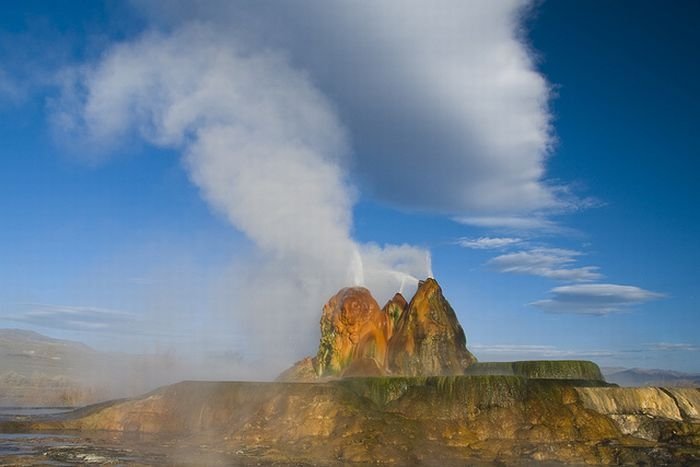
[381,292,408,341]
[278,277,476,380]
[387,278,477,376]
[315,287,388,377]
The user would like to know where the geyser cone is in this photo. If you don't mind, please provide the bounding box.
[316,287,388,377]
[387,278,477,376]
[279,277,477,380]
[382,292,408,341]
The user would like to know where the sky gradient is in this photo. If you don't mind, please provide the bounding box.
[0,0,698,375]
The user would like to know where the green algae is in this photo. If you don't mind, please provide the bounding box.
[336,375,532,410]
[384,301,404,329]
[511,360,604,381]
[316,315,335,376]
[337,376,415,407]
[466,360,604,382]
[465,362,515,376]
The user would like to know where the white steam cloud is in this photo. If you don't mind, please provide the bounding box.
[48,1,560,370]
[53,25,430,363]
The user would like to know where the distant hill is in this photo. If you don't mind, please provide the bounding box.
[0,329,181,406]
[0,328,97,371]
[604,367,700,387]
[0,329,103,406]
[0,328,266,407]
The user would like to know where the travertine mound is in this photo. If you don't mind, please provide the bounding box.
[466,360,605,381]
[282,278,478,379]
[315,287,389,377]
[9,377,699,465]
[381,292,408,341]
[576,386,700,442]
[388,278,477,376]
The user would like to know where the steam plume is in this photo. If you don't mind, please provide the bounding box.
[53,25,429,363]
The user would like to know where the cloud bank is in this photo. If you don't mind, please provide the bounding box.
[132,0,560,215]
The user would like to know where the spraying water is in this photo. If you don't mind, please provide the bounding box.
[350,248,365,286]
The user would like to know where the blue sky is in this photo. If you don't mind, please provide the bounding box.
[0,1,698,374]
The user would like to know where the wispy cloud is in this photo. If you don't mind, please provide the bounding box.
[472,342,699,361]
[8,303,137,332]
[455,215,560,231]
[488,247,601,281]
[470,343,615,358]
[531,284,664,315]
[458,236,522,249]
[646,342,700,352]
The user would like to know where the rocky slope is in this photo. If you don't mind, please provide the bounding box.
[0,329,104,406]
[6,377,699,464]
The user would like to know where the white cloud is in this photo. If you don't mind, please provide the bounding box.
[458,236,522,249]
[531,284,664,315]
[131,0,564,215]
[455,215,563,232]
[488,248,602,281]
[647,343,700,352]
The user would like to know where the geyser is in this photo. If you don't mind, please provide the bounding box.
[279,277,478,380]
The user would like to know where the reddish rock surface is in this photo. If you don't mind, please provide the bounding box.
[388,278,477,376]
[315,287,389,377]
[281,278,477,379]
